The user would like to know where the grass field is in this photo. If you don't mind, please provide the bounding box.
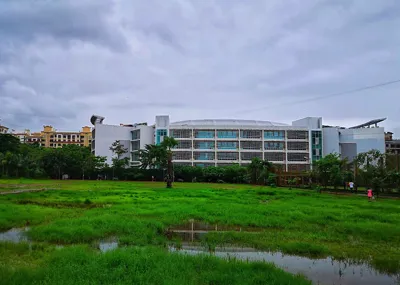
[0,179,399,284]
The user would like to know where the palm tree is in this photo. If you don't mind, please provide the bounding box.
[161,137,178,188]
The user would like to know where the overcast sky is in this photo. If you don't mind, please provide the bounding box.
[0,0,399,137]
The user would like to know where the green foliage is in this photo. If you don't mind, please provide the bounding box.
[1,246,311,285]
[356,150,400,194]
[0,138,106,179]
[312,153,347,190]
[247,157,274,185]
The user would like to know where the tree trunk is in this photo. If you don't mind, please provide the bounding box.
[166,152,173,188]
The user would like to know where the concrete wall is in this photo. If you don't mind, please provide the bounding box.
[292,117,322,129]
[339,128,385,154]
[136,125,154,148]
[94,124,132,165]
[323,128,340,155]
[323,127,385,159]
[340,143,357,162]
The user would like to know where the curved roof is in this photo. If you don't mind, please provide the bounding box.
[90,115,105,126]
[349,118,386,129]
[170,119,288,127]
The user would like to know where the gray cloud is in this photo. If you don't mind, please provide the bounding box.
[0,0,399,137]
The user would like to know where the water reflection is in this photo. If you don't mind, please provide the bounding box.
[99,238,118,253]
[170,245,400,285]
[0,227,29,242]
[166,220,260,242]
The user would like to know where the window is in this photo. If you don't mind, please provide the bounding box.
[156,129,167,145]
[194,130,214,139]
[170,129,192,139]
[241,152,262,161]
[132,130,140,140]
[174,140,192,149]
[264,130,285,140]
[217,130,238,139]
[264,152,285,161]
[217,152,239,161]
[131,141,140,150]
[288,153,308,162]
[287,142,308,151]
[240,130,261,139]
[264,142,285,150]
[194,152,215,160]
[194,141,214,149]
[241,141,262,150]
[287,131,308,140]
[173,152,192,160]
[217,141,238,150]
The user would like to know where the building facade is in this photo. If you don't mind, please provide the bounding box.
[10,126,92,148]
[323,119,386,162]
[385,132,400,155]
[91,115,324,170]
[0,125,9,134]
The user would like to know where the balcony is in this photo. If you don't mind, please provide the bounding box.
[217,141,238,150]
[264,131,285,140]
[194,131,215,139]
[217,130,238,139]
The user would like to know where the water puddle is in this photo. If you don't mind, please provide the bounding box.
[169,245,400,285]
[166,220,260,242]
[0,227,30,242]
[98,237,118,253]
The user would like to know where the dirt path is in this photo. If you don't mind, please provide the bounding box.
[0,188,59,195]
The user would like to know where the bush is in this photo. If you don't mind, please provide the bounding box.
[84,199,92,205]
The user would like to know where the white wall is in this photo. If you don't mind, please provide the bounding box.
[339,128,385,154]
[323,128,340,155]
[94,124,132,165]
[136,125,154,149]
[323,127,385,158]
[292,117,322,129]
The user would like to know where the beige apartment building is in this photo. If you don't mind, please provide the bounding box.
[9,126,92,148]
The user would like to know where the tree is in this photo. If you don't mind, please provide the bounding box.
[356,150,388,195]
[313,153,346,190]
[247,157,273,185]
[0,134,20,153]
[109,140,129,179]
[160,137,178,188]
[139,137,178,188]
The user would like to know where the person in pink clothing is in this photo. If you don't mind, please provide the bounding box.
[367,189,373,201]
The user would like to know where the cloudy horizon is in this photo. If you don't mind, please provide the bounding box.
[0,0,399,137]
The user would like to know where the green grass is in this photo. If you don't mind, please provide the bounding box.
[0,179,399,283]
[0,245,311,285]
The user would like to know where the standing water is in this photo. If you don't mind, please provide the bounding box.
[169,245,399,285]
[0,227,29,242]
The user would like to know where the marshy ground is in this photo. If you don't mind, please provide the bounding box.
[0,179,399,284]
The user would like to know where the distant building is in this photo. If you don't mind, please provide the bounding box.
[385,132,400,155]
[0,125,9,134]
[323,118,386,162]
[91,114,323,170]
[91,114,387,168]
[10,126,92,148]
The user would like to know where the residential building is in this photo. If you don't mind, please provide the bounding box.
[323,118,386,162]
[0,125,9,134]
[91,115,324,170]
[11,126,92,148]
[385,132,400,155]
